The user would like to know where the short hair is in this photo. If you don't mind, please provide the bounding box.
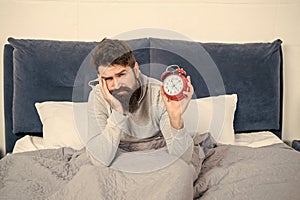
[91,38,136,73]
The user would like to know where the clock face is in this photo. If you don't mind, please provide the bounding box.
[163,74,184,96]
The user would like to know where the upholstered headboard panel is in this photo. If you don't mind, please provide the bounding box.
[3,37,283,153]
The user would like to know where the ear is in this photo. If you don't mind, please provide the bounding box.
[133,62,140,78]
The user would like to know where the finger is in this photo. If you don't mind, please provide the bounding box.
[187,80,194,93]
[101,78,106,87]
[100,79,113,103]
[184,83,194,97]
[183,91,192,99]
[99,79,106,94]
[160,86,169,102]
[189,83,194,93]
[101,79,110,94]
[187,76,191,83]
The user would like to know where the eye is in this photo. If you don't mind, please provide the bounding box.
[104,77,113,81]
[118,73,126,77]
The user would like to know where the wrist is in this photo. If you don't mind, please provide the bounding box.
[110,99,124,115]
[169,116,184,130]
[112,105,124,115]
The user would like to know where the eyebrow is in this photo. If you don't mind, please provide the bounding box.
[101,69,127,79]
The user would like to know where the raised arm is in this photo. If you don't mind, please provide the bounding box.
[86,85,128,167]
[160,76,194,163]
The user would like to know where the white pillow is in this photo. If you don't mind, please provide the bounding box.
[35,94,237,149]
[35,101,87,150]
[183,94,237,144]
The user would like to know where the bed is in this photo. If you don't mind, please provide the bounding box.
[1,37,300,199]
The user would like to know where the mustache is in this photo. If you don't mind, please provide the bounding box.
[111,86,141,113]
[111,87,133,96]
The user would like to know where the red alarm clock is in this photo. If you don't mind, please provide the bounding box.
[161,65,189,101]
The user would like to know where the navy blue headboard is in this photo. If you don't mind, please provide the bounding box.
[3,37,283,153]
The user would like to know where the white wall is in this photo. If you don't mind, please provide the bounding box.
[0,0,299,154]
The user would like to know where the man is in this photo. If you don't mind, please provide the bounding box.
[86,38,194,167]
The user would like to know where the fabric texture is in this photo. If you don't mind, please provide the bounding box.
[1,133,300,200]
[12,135,44,153]
[202,40,282,132]
[8,38,97,133]
[149,37,282,133]
[33,93,236,152]
[35,101,87,150]
[0,147,195,200]
[5,37,283,153]
[7,37,149,134]
[183,94,237,144]
[194,143,300,200]
[86,73,194,166]
[292,140,300,151]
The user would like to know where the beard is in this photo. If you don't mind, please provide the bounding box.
[111,86,140,113]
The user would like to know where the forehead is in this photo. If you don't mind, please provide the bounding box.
[99,64,131,77]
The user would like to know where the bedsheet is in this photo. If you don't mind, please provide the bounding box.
[194,143,300,199]
[12,131,283,154]
[233,131,283,147]
[2,133,300,200]
[2,133,214,200]
[1,147,195,200]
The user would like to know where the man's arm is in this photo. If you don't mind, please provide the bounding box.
[160,76,194,163]
[86,87,128,167]
[160,114,194,163]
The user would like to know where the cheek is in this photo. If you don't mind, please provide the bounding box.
[107,82,115,91]
[128,77,138,89]
[102,79,114,91]
[121,74,135,88]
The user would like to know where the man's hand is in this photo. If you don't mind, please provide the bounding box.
[161,76,194,130]
[99,78,124,115]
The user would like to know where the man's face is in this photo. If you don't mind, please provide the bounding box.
[98,63,140,108]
